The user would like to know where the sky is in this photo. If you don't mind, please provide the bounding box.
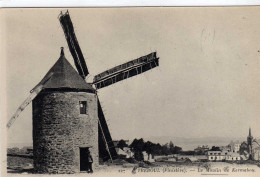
[2,7,260,147]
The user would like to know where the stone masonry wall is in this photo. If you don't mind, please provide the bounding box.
[33,91,98,174]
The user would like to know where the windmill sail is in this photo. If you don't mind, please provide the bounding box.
[93,52,159,89]
[98,98,118,160]
[59,11,89,78]
[7,85,43,129]
[7,73,53,129]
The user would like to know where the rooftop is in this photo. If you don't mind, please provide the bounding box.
[33,48,95,93]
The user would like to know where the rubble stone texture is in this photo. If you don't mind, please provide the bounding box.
[33,91,98,174]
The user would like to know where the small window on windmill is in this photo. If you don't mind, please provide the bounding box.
[79,101,87,114]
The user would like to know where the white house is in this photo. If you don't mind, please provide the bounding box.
[207,150,241,161]
[142,151,155,162]
[228,140,241,153]
[123,147,134,158]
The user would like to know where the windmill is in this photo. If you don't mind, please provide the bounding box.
[58,11,159,161]
[6,10,159,172]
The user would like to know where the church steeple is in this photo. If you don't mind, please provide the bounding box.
[248,127,253,140]
[247,127,254,160]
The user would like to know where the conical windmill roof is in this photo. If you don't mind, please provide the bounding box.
[34,49,95,93]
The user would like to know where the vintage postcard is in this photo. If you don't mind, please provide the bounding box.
[1,7,260,177]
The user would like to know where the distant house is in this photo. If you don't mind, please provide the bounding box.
[143,151,149,161]
[124,140,130,146]
[219,146,231,152]
[123,147,134,158]
[142,151,155,162]
[115,147,134,159]
[115,148,128,158]
[228,140,240,153]
[207,150,241,161]
[208,150,222,161]
[167,157,177,162]
[175,154,207,162]
[194,145,209,154]
[26,147,33,154]
[253,146,260,160]
[225,152,241,161]
[113,141,120,147]
[252,140,260,160]
[187,156,199,162]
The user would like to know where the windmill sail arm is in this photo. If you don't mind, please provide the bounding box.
[7,85,43,129]
[7,73,53,129]
[59,15,83,76]
[98,99,118,160]
[59,11,89,78]
[93,52,159,89]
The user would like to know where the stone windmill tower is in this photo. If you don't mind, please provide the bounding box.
[7,11,159,174]
[32,48,99,173]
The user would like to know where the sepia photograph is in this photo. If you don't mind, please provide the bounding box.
[1,7,260,176]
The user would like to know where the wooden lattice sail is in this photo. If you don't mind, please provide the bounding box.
[59,11,89,78]
[7,72,53,129]
[93,52,159,89]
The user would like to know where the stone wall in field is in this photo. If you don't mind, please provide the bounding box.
[33,90,98,174]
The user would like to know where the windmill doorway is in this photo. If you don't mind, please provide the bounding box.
[80,147,90,172]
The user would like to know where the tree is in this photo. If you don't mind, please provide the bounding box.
[162,143,171,155]
[180,150,194,155]
[129,138,145,161]
[151,143,162,155]
[239,142,248,155]
[173,146,182,154]
[143,141,152,154]
[129,138,183,158]
[144,141,154,160]
[117,139,128,150]
[211,146,221,151]
[169,141,174,154]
